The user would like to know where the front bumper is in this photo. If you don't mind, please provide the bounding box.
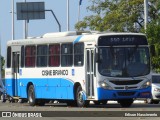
[97,87,151,100]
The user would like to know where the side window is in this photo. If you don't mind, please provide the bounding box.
[37,45,48,67]
[7,47,11,68]
[49,44,60,67]
[61,43,73,67]
[25,46,36,67]
[74,43,84,66]
[21,46,24,67]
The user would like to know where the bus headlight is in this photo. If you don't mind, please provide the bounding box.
[140,81,151,89]
[99,81,112,90]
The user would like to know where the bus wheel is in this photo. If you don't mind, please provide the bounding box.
[76,86,89,107]
[28,85,36,106]
[118,99,133,107]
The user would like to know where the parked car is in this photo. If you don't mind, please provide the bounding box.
[146,73,160,104]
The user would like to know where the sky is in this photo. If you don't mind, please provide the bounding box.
[0,0,92,57]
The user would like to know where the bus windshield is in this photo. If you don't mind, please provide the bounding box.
[98,47,150,77]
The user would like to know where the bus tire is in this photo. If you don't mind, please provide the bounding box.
[76,86,89,107]
[28,85,37,106]
[118,99,133,107]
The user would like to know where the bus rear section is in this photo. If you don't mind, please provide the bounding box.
[94,34,151,107]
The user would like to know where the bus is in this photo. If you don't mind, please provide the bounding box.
[5,31,151,107]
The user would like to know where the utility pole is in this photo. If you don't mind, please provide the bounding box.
[24,0,28,39]
[78,0,82,22]
[78,2,80,22]
[12,0,15,40]
[144,0,148,31]
[67,0,70,31]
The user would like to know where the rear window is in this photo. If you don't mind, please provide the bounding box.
[152,75,160,83]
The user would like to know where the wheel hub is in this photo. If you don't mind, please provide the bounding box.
[78,91,83,103]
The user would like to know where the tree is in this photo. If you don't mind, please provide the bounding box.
[75,0,160,72]
[1,56,5,78]
[75,0,160,32]
[145,20,160,72]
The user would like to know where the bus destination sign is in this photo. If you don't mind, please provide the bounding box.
[98,35,148,46]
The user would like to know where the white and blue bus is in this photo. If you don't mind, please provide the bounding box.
[5,31,151,107]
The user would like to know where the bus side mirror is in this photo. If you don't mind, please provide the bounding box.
[150,45,156,56]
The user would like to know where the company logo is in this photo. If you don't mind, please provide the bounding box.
[125,86,129,90]
[2,112,11,117]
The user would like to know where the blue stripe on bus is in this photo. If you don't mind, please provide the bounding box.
[97,87,151,100]
[73,36,83,44]
[5,78,81,100]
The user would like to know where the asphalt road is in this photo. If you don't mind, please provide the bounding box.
[0,101,160,120]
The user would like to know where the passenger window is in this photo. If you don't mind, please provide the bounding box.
[49,44,60,67]
[25,46,36,67]
[61,43,73,66]
[74,43,84,66]
[37,45,48,67]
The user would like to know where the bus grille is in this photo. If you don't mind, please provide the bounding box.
[114,86,137,90]
[117,92,135,96]
[110,80,142,85]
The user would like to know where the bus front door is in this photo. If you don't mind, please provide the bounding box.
[86,49,94,98]
[12,52,20,96]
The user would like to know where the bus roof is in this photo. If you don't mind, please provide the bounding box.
[7,31,146,46]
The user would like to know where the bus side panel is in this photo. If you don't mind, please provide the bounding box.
[19,78,74,100]
[19,85,27,98]
[46,86,56,99]
[60,78,74,99]
[5,78,14,96]
[19,78,30,98]
[47,78,74,99]
[34,78,48,99]
[47,78,60,99]
[19,78,48,99]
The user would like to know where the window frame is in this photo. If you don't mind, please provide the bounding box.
[49,44,60,67]
[61,43,73,67]
[37,45,48,67]
[74,42,84,67]
[7,46,11,68]
[25,45,36,67]
[21,46,25,68]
